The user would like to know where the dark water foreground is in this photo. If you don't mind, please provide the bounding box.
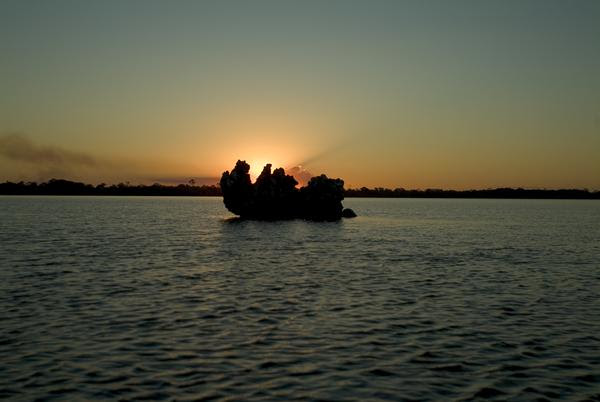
[1,196,599,401]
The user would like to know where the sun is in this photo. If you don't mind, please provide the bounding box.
[248,158,279,182]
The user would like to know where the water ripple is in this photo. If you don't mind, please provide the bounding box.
[1,196,599,400]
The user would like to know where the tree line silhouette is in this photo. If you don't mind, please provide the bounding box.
[0,179,598,199]
[345,187,600,199]
[0,179,221,196]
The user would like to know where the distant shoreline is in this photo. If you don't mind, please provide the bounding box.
[1,179,598,199]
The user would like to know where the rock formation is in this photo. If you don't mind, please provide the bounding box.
[220,160,356,220]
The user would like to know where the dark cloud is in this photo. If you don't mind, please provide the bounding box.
[0,133,269,186]
[0,133,97,168]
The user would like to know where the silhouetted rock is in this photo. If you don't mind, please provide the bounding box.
[342,208,357,218]
[220,160,356,220]
[220,160,254,216]
[299,174,345,221]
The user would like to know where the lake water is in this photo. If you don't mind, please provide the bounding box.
[1,196,599,400]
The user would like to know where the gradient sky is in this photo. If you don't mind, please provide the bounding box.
[1,0,599,189]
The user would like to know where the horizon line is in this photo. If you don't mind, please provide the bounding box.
[1,178,599,194]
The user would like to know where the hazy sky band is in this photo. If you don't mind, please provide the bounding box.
[1,0,599,188]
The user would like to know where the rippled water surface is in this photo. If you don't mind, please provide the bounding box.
[1,196,600,400]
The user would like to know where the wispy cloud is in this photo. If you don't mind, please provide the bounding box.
[286,165,313,186]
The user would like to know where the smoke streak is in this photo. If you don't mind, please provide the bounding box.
[0,133,97,167]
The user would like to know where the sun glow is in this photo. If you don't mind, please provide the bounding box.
[247,158,283,182]
[210,107,328,183]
